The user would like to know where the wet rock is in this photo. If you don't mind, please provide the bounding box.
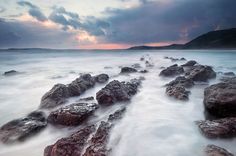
[104,66,113,69]
[205,145,234,156]
[204,80,236,117]
[181,60,197,67]
[166,85,190,100]
[44,125,96,156]
[108,107,126,122]
[3,70,18,76]
[159,64,184,77]
[197,117,236,138]
[40,74,101,109]
[140,57,145,61]
[48,103,99,126]
[180,57,186,61]
[0,111,47,143]
[185,65,216,82]
[145,61,154,67]
[120,67,137,73]
[95,74,109,83]
[96,79,141,105]
[131,63,142,69]
[166,76,194,88]
[83,121,112,156]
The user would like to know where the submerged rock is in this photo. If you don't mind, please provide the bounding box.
[204,79,236,117]
[40,74,108,109]
[108,107,126,122]
[0,111,47,143]
[224,72,235,76]
[205,145,234,156]
[48,103,98,126]
[120,67,137,73]
[94,74,109,83]
[131,63,142,69]
[185,65,216,82]
[44,125,96,156]
[166,85,190,100]
[140,69,148,73]
[3,70,18,76]
[96,79,141,105]
[181,60,197,67]
[159,64,184,77]
[197,117,236,138]
[78,96,95,101]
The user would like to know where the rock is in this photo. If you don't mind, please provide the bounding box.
[145,61,154,67]
[166,76,194,88]
[180,57,186,61]
[204,80,236,117]
[95,74,109,83]
[78,96,94,101]
[120,67,137,73]
[159,64,184,77]
[140,69,148,73]
[181,60,197,66]
[3,70,18,76]
[108,107,126,122]
[48,103,98,126]
[96,79,141,105]
[40,84,71,109]
[166,85,190,100]
[205,145,234,156]
[0,111,47,143]
[44,125,96,156]
[140,57,145,61]
[131,63,142,69]
[83,121,112,156]
[197,117,236,138]
[224,72,235,76]
[40,74,101,109]
[185,65,216,81]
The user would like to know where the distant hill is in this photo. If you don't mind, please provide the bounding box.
[128,28,236,50]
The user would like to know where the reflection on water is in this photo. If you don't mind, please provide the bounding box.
[0,49,236,156]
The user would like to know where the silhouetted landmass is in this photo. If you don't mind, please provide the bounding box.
[129,28,236,50]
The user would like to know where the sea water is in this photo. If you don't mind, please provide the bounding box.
[0,49,236,156]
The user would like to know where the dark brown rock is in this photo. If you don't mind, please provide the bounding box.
[204,79,236,117]
[205,145,234,156]
[197,117,236,138]
[44,125,96,156]
[166,85,190,100]
[166,76,194,88]
[96,79,141,105]
[159,64,184,77]
[0,111,47,143]
[185,65,216,82]
[48,103,98,126]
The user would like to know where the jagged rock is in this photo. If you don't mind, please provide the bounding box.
[166,85,190,100]
[0,111,47,143]
[159,64,184,77]
[166,76,194,88]
[40,74,106,109]
[204,79,236,117]
[83,121,112,156]
[185,65,216,81]
[48,103,99,126]
[181,60,197,66]
[197,117,236,138]
[120,67,137,73]
[96,79,141,105]
[108,107,126,122]
[205,145,234,156]
[95,74,109,83]
[44,125,96,156]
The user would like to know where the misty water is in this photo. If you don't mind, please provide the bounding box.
[0,49,236,156]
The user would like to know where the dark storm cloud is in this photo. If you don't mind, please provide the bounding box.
[0,18,77,48]
[17,1,47,21]
[99,0,236,44]
[49,6,80,30]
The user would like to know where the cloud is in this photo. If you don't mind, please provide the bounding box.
[17,1,47,22]
[49,6,80,30]
[0,7,5,13]
[96,0,236,44]
[0,18,78,48]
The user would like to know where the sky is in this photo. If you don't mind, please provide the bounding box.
[0,0,235,49]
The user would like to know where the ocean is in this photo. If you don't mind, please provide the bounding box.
[0,49,236,156]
